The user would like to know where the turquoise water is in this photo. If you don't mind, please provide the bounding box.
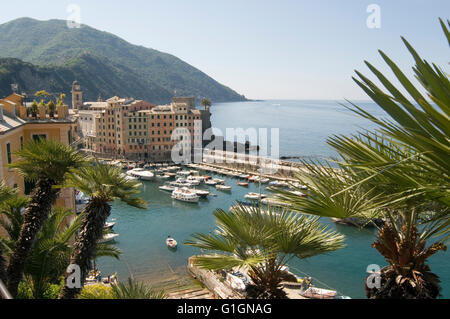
[98,100,449,298]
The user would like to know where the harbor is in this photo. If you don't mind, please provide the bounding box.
[89,156,449,298]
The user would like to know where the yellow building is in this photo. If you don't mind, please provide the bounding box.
[0,93,76,209]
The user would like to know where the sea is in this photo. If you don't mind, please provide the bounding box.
[97,100,449,299]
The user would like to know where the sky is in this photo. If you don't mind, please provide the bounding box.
[0,0,448,100]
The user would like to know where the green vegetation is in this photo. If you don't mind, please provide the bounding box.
[6,139,88,297]
[185,205,345,299]
[59,163,146,299]
[78,279,165,299]
[0,18,246,104]
[275,19,450,299]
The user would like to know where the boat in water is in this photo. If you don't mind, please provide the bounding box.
[98,233,119,243]
[237,181,249,187]
[104,222,116,230]
[191,189,210,198]
[205,179,218,186]
[126,168,154,180]
[166,236,178,249]
[171,188,200,203]
[244,192,267,200]
[216,184,232,191]
[159,184,175,192]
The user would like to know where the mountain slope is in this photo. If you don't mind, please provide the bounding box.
[0,17,246,103]
[0,56,172,103]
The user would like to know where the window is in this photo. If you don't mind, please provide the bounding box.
[32,134,46,141]
[6,143,12,164]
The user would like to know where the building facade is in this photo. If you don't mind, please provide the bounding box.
[0,93,77,209]
[74,81,211,162]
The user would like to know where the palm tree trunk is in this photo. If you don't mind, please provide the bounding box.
[0,250,7,284]
[6,177,58,297]
[59,199,111,299]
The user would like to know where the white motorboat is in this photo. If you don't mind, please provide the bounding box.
[98,233,119,243]
[186,177,201,185]
[171,188,200,203]
[216,184,232,191]
[130,168,154,181]
[177,170,192,176]
[156,174,171,179]
[166,236,178,249]
[104,222,116,230]
[191,189,210,198]
[159,184,175,192]
[213,178,225,185]
[205,179,218,186]
[244,192,267,200]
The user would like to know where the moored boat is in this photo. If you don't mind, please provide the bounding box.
[216,184,232,191]
[237,181,249,187]
[244,192,267,200]
[166,236,178,249]
[171,188,200,203]
[98,233,119,243]
[159,184,175,192]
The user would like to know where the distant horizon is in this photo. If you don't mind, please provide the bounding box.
[0,0,448,100]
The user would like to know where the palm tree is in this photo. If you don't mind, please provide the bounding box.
[59,163,146,299]
[0,201,121,299]
[110,278,165,299]
[6,139,87,296]
[0,182,17,284]
[201,98,211,109]
[185,205,345,298]
[275,19,450,298]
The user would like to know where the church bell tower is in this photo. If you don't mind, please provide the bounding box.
[71,80,83,110]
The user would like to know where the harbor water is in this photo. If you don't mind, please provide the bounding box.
[98,100,449,298]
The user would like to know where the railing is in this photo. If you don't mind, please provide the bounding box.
[0,279,13,299]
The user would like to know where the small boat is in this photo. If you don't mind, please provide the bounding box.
[216,184,232,191]
[205,179,218,186]
[98,233,119,243]
[213,178,225,185]
[191,189,210,198]
[237,181,249,187]
[159,184,175,192]
[177,170,192,176]
[156,174,171,179]
[238,174,250,179]
[244,192,267,200]
[104,222,116,230]
[186,177,201,185]
[171,188,200,203]
[166,236,178,249]
[127,168,154,180]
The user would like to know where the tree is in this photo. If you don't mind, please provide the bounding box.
[6,139,87,297]
[0,202,121,298]
[201,98,211,109]
[185,205,345,298]
[275,19,450,299]
[0,182,17,284]
[59,163,146,299]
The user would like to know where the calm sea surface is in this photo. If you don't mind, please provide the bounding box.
[98,100,449,298]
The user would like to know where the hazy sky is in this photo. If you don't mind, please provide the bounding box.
[1,0,448,100]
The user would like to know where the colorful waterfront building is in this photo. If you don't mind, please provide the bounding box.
[0,93,77,209]
[74,81,211,161]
